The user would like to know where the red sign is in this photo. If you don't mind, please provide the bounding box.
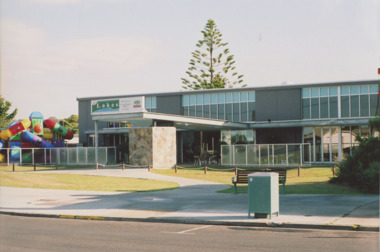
[378,68,380,75]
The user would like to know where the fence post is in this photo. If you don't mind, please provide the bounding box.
[122,163,125,171]
[175,164,178,173]
[56,163,58,170]
[12,163,15,172]
[148,164,151,171]
[298,166,301,177]
[96,162,98,170]
[204,165,207,174]
[34,164,36,171]
[235,166,238,175]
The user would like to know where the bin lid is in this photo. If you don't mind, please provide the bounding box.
[248,172,279,177]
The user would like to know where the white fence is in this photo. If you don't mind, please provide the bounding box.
[0,147,117,165]
[221,143,311,166]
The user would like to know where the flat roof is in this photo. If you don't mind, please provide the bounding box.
[77,79,380,101]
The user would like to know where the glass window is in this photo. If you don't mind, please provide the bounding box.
[211,104,217,119]
[146,97,151,108]
[311,98,319,118]
[203,94,210,104]
[189,95,196,105]
[189,106,195,116]
[248,102,255,121]
[248,91,255,101]
[218,104,225,120]
[225,93,232,103]
[203,105,210,118]
[233,92,240,102]
[311,88,319,97]
[360,95,369,117]
[302,88,310,98]
[350,95,359,117]
[182,95,189,106]
[320,87,328,97]
[218,93,225,103]
[341,96,350,117]
[329,87,338,96]
[369,84,378,94]
[360,85,369,94]
[233,103,240,122]
[320,97,329,118]
[183,107,189,116]
[302,99,311,119]
[240,102,248,121]
[329,97,338,118]
[211,93,217,104]
[341,86,350,95]
[225,103,232,121]
[370,94,378,116]
[196,94,203,105]
[196,105,203,117]
[151,97,157,108]
[350,86,359,95]
[240,92,248,102]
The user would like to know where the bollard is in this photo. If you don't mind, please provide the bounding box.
[122,163,125,171]
[298,166,301,177]
[12,163,15,172]
[175,164,178,173]
[235,166,238,175]
[148,164,151,172]
[56,163,58,170]
[34,164,36,171]
[204,165,207,174]
[96,162,98,170]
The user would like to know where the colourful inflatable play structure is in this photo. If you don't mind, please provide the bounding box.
[0,112,74,163]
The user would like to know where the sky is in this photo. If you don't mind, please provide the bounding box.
[1,0,379,120]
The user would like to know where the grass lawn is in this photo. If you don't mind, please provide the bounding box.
[0,165,179,192]
[152,166,363,194]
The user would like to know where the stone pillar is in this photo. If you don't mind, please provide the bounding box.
[129,127,176,169]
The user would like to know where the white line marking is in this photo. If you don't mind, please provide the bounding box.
[162,225,213,235]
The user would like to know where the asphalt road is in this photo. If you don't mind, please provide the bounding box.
[0,215,378,252]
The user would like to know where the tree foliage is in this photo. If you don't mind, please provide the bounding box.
[60,114,78,134]
[182,19,246,90]
[0,96,17,128]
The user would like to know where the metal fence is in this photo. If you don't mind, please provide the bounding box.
[221,143,311,166]
[0,147,117,165]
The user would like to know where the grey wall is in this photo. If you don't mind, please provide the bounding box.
[156,95,181,115]
[256,88,302,121]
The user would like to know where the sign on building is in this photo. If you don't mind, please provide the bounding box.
[91,97,146,115]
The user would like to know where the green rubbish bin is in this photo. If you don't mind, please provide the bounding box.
[248,172,279,219]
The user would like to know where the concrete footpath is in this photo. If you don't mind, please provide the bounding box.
[0,168,379,231]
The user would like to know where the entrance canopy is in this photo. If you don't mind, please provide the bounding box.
[92,111,248,131]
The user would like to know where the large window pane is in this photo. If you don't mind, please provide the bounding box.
[350,95,359,117]
[233,103,240,122]
[360,85,369,94]
[211,94,217,104]
[196,105,202,117]
[311,98,319,118]
[183,106,189,116]
[233,92,240,102]
[240,102,248,121]
[240,92,248,102]
[248,102,255,121]
[225,93,232,103]
[218,93,225,103]
[311,88,319,97]
[341,86,350,95]
[211,104,217,119]
[248,91,255,101]
[320,87,328,97]
[360,95,369,117]
[370,94,378,116]
[203,105,210,118]
[329,87,338,96]
[329,96,338,118]
[203,94,210,104]
[350,86,359,95]
[341,96,350,117]
[196,94,203,105]
[320,97,328,118]
[189,95,196,105]
[189,106,195,116]
[302,88,310,98]
[218,104,224,120]
[302,99,310,119]
[225,103,232,121]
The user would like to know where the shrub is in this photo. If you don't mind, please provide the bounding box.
[331,136,380,194]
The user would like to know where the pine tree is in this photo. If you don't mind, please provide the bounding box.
[182,19,245,90]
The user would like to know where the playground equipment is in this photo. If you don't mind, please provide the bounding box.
[0,112,74,163]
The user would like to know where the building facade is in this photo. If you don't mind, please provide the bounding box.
[77,80,379,166]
